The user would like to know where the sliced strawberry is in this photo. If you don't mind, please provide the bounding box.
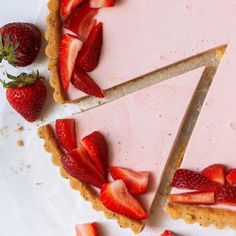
[216,185,236,205]
[61,146,107,188]
[202,164,226,185]
[168,192,215,205]
[64,1,98,40]
[81,131,108,178]
[100,180,148,221]
[90,0,115,8]
[60,0,86,20]
[71,67,105,98]
[75,223,99,236]
[55,119,77,152]
[109,167,149,195]
[76,22,103,72]
[160,230,176,236]
[59,34,83,91]
[226,169,236,186]
[172,169,221,192]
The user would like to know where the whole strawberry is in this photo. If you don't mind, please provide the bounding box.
[1,71,47,122]
[0,23,41,67]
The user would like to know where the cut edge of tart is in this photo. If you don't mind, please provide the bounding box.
[38,124,145,234]
[46,0,68,104]
[164,203,236,230]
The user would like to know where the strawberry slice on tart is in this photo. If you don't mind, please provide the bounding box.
[100,180,148,221]
[202,164,226,185]
[61,0,86,21]
[61,145,107,188]
[171,169,221,192]
[55,119,77,152]
[109,167,149,195]
[59,34,83,91]
[81,131,108,178]
[71,67,105,98]
[226,169,236,186]
[75,222,99,236]
[168,192,215,205]
[90,0,115,8]
[76,22,103,72]
[64,1,98,40]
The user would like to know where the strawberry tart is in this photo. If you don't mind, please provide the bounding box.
[41,0,236,234]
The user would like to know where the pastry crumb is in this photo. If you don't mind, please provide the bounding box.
[16,140,24,147]
[15,126,24,132]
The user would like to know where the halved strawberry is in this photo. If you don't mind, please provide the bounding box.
[168,192,215,205]
[172,169,220,192]
[59,34,83,91]
[81,131,108,178]
[64,1,98,40]
[61,146,107,188]
[90,0,115,8]
[76,22,103,72]
[202,164,226,185]
[216,185,236,205]
[100,180,148,221]
[160,230,176,236]
[55,119,77,152]
[71,67,105,98]
[75,223,99,236]
[226,169,236,186]
[109,167,149,195]
[60,0,86,20]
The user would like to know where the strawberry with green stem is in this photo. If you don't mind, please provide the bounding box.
[0,71,47,122]
[0,23,41,67]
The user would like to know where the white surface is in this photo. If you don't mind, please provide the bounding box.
[0,1,236,236]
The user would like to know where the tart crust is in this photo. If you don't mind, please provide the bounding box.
[38,125,145,234]
[165,202,236,230]
[45,0,68,104]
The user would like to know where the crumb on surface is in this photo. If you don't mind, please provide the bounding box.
[15,126,24,132]
[16,140,24,147]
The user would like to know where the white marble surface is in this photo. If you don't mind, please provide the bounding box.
[0,1,236,236]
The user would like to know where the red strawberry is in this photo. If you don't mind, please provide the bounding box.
[216,185,236,205]
[55,119,77,152]
[202,164,226,185]
[59,34,83,91]
[76,22,103,72]
[90,0,115,8]
[226,169,236,186]
[109,167,149,195]
[1,71,47,122]
[100,180,148,221]
[64,1,98,40]
[160,230,176,236]
[81,131,108,178]
[61,145,107,188]
[71,67,105,97]
[75,222,99,236]
[172,169,221,192]
[61,0,86,20]
[0,23,41,67]
[168,192,215,205]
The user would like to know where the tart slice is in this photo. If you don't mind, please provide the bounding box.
[38,68,205,233]
[165,42,236,230]
[45,0,232,105]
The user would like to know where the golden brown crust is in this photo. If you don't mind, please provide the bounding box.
[165,202,236,230]
[45,0,68,104]
[38,125,145,233]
